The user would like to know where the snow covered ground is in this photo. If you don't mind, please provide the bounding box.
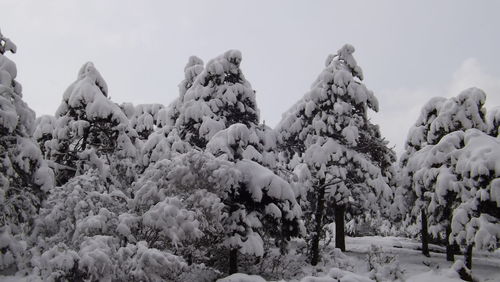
[219,236,500,282]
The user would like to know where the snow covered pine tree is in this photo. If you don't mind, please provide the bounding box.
[45,62,138,189]
[401,89,488,260]
[143,50,303,274]
[277,44,394,265]
[0,29,54,273]
[449,127,500,275]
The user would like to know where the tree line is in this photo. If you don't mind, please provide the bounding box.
[1,29,499,281]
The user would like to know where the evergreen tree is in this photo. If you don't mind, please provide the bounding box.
[401,88,487,259]
[136,51,303,274]
[175,50,259,149]
[207,123,303,273]
[47,62,139,189]
[449,129,500,274]
[0,29,54,272]
[277,44,394,264]
[140,56,205,167]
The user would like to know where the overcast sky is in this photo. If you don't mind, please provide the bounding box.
[2,0,500,155]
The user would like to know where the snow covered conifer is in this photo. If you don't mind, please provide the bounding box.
[47,62,138,188]
[277,44,394,264]
[401,88,487,259]
[0,30,54,272]
[139,56,205,167]
[448,129,500,272]
[175,50,259,149]
[207,123,303,273]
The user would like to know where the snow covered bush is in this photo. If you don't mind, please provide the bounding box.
[115,240,188,281]
[35,243,82,281]
[277,44,395,264]
[35,170,128,249]
[366,244,404,282]
[34,236,190,282]
[129,151,232,256]
[132,147,303,274]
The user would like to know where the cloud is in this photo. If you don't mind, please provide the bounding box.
[447,58,500,109]
[373,58,500,157]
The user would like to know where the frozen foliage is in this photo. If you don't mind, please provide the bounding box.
[35,170,128,249]
[124,103,165,140]
[34,236,188,282]
[47,62,138,188]
[115,240,187,281]
[33,170,191,281]
[33,115,56,157]
[277,44,394,262]
[0,30,54,272]
[0,226,26,273]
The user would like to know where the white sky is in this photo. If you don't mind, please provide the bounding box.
[2,0,500,155]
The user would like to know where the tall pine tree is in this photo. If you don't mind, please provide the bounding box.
[277,44,394,264]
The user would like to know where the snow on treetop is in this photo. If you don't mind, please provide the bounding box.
[175,50,259,148]
[406,88,487,151]
[185,55,204,71]
[428,88,486,142]
[277,44,378,147]
[0,29,17,54]
[56,62,127,124]
[77,62,108,97]
[334,44,364,81]
[179,56,204,98]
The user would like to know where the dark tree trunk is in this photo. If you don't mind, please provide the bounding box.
[229,248,238,274]
[421,210,430,257]
[456,244,474,282]
[465,244,473,270]
[310,185,326,265]
[446,223,455,262]
[335,205,346,252]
